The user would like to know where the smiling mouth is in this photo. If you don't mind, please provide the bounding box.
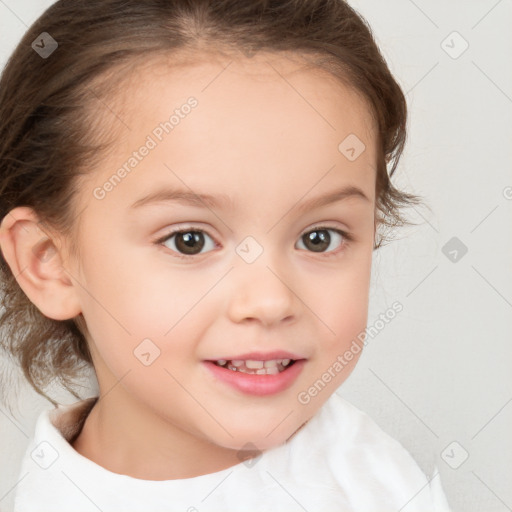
[211,358,296,375]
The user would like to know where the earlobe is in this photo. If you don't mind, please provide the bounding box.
[0,206,82,320]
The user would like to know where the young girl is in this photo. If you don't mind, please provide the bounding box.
[0,0,451,510]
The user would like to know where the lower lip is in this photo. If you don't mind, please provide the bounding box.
[203,360,306,396]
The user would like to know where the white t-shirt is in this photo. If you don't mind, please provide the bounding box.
[13,392,451,512]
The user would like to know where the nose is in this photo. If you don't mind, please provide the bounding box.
[227,255,297,327]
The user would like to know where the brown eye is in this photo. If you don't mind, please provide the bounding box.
[174,231,205,255]
[303,229,329,252]
[296,227,347,254]
[159,229,216,257]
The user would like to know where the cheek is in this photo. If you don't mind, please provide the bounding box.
[79,236,217,330]
[76,242,223,376]
[297,259,371,409]
[310,252,372,351]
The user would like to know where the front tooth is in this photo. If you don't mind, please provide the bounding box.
[266,366,280,375]
[246,360,264,369]
[232,360,244,367]
[264,359,279,368]
[256,369,267,375]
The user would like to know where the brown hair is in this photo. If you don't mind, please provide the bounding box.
[0,0,422,410]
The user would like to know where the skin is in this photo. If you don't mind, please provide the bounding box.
[0,52,378,480]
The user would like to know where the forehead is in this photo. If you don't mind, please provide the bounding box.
[80,51,378,213]
[123,50,377,146]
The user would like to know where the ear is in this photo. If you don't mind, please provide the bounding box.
[0,206,82,320]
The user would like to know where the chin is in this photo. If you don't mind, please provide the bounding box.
[201,411,314,453]
[214,431,292,453]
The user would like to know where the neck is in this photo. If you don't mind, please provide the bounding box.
[71,390,242,480]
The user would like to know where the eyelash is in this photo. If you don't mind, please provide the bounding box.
[154,225,354,260]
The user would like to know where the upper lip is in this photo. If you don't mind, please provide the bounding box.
[206,351,305,361]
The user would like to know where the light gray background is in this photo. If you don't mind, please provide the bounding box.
[0,1,511,511]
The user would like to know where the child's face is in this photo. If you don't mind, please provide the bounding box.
[66,53,377,458]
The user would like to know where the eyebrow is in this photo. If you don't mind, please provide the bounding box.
[130,188,233,210]
[129,185,370,212]
[294,185,370,213]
